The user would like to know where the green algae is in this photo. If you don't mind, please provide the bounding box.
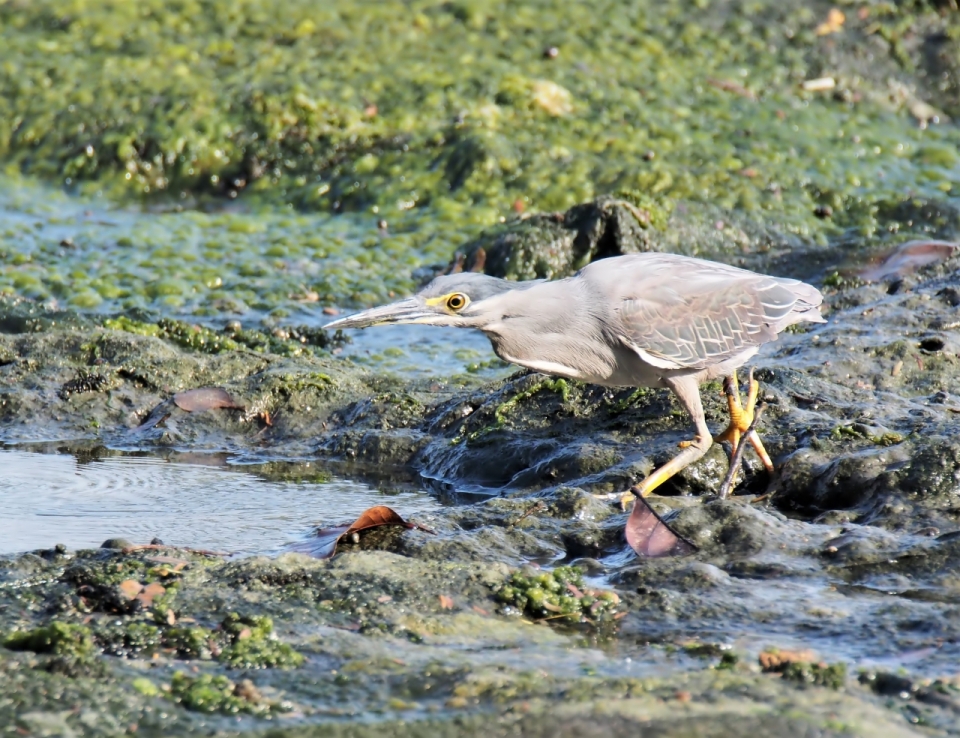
[170,672,273,715]
[164,625,217,660]
[4,621,96,658]
[494,565,620,622]
[218,613,305,670]
[1,0,959,233]
[95,621,163,658]
[464,377,570,443]
[781,661,847,690]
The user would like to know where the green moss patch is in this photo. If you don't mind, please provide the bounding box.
[169,672,274,715]
[4,622,96,658]
[218,613,305,670]
[494,565,620,622]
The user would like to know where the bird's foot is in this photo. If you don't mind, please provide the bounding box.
[714,368,759,448]
[678,434,706,449]
[714,368,773,470]
[715,368,774,498]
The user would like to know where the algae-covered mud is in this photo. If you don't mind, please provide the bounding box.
[3,0,960,735]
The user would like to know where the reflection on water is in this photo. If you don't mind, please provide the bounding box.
[0,450,443,556]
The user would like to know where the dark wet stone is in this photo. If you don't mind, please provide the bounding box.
[99,538,132,550]
[447,195,663,281]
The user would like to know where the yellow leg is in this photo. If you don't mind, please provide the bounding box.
[595,376,714,509]
[715,368,775,495]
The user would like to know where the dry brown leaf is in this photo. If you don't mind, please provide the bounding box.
[118,579,143,600]
[288,505,436,559]
[860,240,958,282]
[626,497,697,558]
[138,582,166,607]
[759,648,817,671]
[173,387,245,412]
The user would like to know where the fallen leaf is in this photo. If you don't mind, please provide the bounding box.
[118,579,143,600]
[438,595,455,610]
[138,582,166,607]
[173,387,245,412]
[122,543,231,556]
[288,505,435,559]
[859,240,959,282]
[815,8,845,35]
[759,648,817,672]
[625,497,697,558]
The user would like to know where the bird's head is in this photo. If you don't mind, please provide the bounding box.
[323,272,525,332]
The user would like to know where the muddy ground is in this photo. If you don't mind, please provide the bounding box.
[3,0,960,735]
[3,193,960,736]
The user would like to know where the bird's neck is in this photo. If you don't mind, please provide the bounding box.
[479,280,616,382]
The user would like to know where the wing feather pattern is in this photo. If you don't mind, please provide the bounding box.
[580,255,824,371]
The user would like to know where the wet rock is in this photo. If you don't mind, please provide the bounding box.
[99,538,133,550]
[447,196,665,281]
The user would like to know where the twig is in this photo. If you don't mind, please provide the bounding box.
[121,544,232,557]
[718,402,767,500]
[507,501,546,528]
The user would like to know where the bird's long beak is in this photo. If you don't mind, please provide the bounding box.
[322,297,431,330]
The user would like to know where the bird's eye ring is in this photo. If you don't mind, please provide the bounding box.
[446,293,467,311]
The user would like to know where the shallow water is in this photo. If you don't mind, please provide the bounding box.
[0,449,445,555]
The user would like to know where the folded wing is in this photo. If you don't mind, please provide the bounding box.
[588,256,824,371]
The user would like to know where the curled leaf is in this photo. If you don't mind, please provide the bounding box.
[860,240,958,282]
[173,387,245,412]
[289,505,435,559]
[625,497,697,558]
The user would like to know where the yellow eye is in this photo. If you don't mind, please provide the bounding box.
[446,293,467,311]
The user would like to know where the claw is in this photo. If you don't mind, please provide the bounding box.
[715,368,775,495]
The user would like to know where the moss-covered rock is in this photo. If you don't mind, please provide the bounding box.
[4,622,95,658]
[218,613,305,669]
[494,565,620,622]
